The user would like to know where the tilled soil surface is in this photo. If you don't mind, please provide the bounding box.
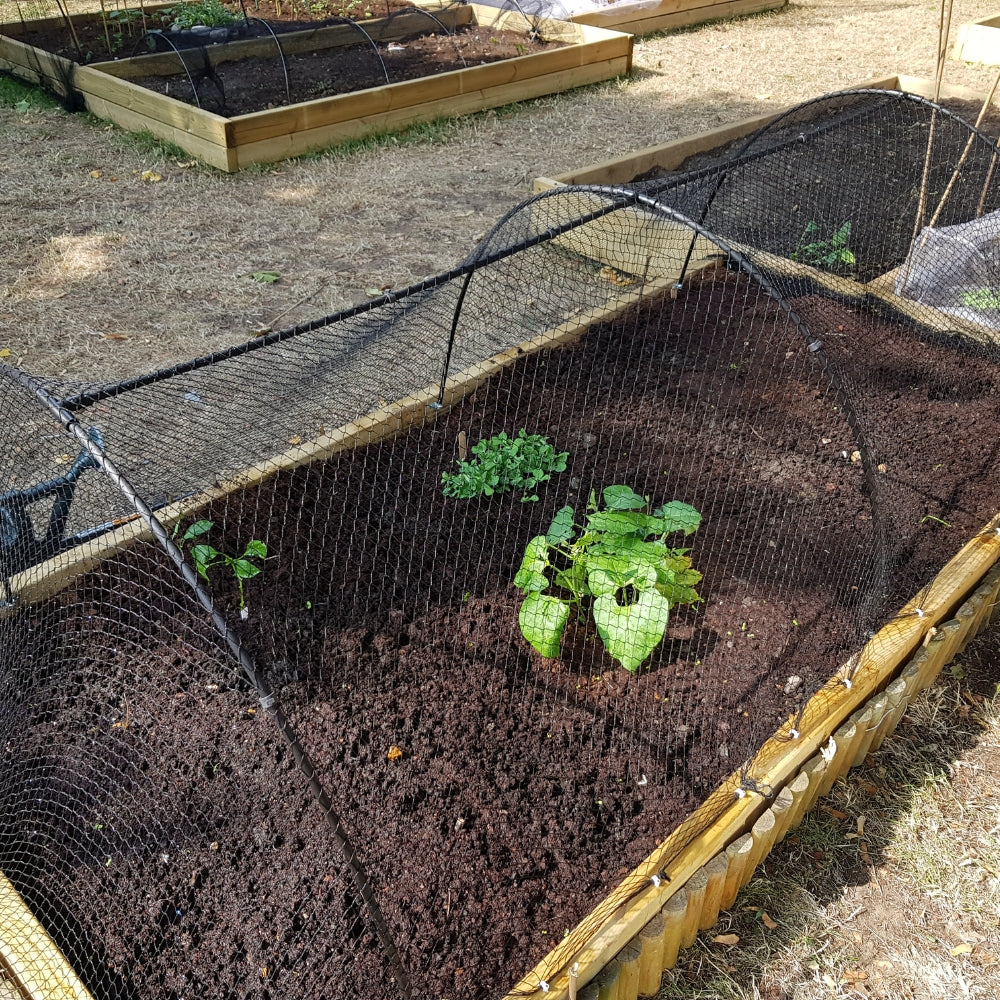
[131,26,564,115]
[4,272,1000,999]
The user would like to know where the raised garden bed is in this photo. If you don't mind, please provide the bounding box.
[0,3,631,169]
[4,249,1000,998]
[5,88,1000,1000]
[530,74,988,190]
[953,13,1000,65]
[561,0,787,37]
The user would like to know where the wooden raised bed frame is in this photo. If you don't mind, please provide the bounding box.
[0,4,632,170]
[953,14,1000,66]
[567,0,787,37]
[3,226,1000,997]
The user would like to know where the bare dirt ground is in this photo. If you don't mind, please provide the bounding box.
[3,3,1000,1000]
[2,0,1000,380]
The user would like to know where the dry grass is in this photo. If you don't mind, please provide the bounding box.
[656,628,1000,1000]
[4,0,1000,378]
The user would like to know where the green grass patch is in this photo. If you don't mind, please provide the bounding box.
[0,72,61,111]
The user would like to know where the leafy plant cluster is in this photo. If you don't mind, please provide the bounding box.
[441,430,568,502]
[791,220,856,271]
[175,520,266,610]
[960,287,1000,310]
[164,0,239,30]
[515,486,702,673]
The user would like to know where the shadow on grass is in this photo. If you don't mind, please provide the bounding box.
[654,625,1000,1000]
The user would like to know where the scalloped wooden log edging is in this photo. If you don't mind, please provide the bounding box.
[505,553,1000,1000]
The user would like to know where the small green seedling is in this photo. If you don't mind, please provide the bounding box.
[514,485,702,673]
[441,429,568,501]
[791,221,856,271]
[175,519,267,612]
[960,288,1000,310]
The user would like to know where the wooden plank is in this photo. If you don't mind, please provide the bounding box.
[533,75,901,189]
[228,25,629,147]
[0,34,77,96]
[74,63,230,146]
[0,872,92,1000]
[232,54,632,167]
[505,508,1000,999]
[572,0,786,34]
[79,88,234,170]
[529,194,724,282]
[953,16,1000,66]
[3,277,667,613]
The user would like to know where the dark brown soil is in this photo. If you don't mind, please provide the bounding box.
[130,26,562,115]
[5,272,1000,999]
[6,0,431,63]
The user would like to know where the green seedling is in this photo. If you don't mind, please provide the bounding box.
[791,220,856,271]
[164,0,239,30]
[441,429,568,501]
[175,519,267,611]
[514,485,702,673]
[960,288,1000,310]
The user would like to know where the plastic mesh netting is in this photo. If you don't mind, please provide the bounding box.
[3,89,1000,999]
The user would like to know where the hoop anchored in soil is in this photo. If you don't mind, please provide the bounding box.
[10,270,1000,998]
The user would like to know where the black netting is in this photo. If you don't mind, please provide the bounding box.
[3,89,1000,999]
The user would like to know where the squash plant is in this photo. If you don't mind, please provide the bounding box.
[514,486,702,673]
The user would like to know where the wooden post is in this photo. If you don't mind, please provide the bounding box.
[594,959,621,1000]
[697,854,730,931]
[851,692,888,768]
[769,786,796,845]
[579,984,600,1000]
[745,808,777,877]
[659,891,688,972]
[868,676,908,753]
[816,722,854,798]
[636,913,666,997]
[679,868,709,949]
[614,939,642,1000]
[719,835,754,910]
[784,755,829,833]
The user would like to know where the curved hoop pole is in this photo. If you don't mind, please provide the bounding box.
[388,6,466,67]
[308,16,389,85]
[245,17,291,105]
[132,31,203,108]
[8,365,413,999]
[671,88,1000,290]
[490,0,541,40]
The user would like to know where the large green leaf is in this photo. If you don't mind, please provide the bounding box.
[653,501,702,536]
[592,590,670,673]
[514,536,550,593]
[546,505,576,543]
[586,510,657,536]
[602,485,647,510]
[519,592,571,658]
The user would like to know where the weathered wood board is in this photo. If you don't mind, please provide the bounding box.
[953,14,1000,65]
[569,0,787,36]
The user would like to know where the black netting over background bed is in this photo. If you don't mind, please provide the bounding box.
[3,89,1000,999]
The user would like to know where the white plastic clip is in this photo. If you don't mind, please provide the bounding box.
[789,728,800,740]
[651,874,662,888]
[734,787,747,799]
[538,981,550,994]
[915,608,925,619]
[842,677,853,690]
